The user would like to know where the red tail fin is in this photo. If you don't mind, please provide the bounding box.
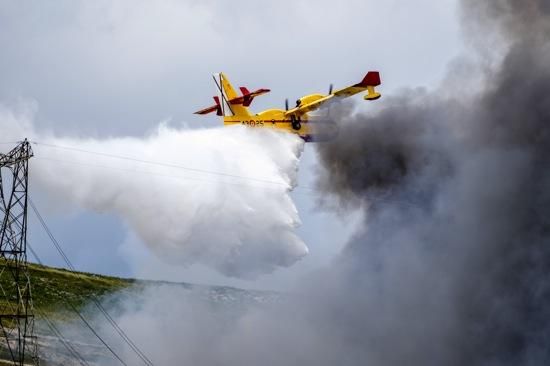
[358,71,381,87]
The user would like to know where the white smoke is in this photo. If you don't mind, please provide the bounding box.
[0,103,307,278]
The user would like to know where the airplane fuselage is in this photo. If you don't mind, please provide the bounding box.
[223,109,337,142]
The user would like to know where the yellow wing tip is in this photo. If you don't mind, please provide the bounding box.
[364,85,381,101]
[364,93,381,101]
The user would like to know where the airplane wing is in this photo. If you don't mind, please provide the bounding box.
[284,95,335,117]
[284,71,381,118]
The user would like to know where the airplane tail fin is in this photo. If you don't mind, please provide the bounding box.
[359,71,381,87]
[194,73,270,116]
[358,71,381,101]
[218,73,251,116]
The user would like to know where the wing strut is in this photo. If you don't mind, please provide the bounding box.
[212,73,234,116]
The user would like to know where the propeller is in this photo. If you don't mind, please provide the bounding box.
[285,98,289,111]
[328,84,334,95]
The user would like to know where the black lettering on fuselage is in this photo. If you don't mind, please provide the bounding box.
[241,120,265,127]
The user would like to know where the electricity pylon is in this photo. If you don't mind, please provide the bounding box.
[0,140,38,365]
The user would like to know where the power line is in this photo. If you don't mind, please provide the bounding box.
[30,140,322,195]
[29,199,155,366]
[35,308,91,366]
[28,243,127,366]
[70,302,129,366]
[32,141,289,187]
[33,155,317,196]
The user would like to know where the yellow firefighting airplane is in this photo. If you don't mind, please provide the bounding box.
[194,71,382,142]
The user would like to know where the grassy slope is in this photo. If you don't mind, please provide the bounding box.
[1,262,135,318]
[0,262,136,363]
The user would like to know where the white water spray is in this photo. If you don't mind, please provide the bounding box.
[0,105,307,278]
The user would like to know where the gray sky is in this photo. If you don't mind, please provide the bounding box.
[0,0,462,290]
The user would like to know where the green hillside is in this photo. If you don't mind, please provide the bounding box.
[0,261,134,319]
[0,262,138,364]
[31,263,134,314]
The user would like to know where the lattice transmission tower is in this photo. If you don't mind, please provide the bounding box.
[0,140,38,365]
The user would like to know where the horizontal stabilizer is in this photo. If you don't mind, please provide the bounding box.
[194,96,223,116]
[229,88,271,107]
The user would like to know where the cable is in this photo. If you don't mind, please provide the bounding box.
[29,199,155,366]
[69,303,129,366]
[30,140,323,195]
[32,155,316,196]
[30,199,153,365]
[32,141,287,187]
[36,308,91,366]
[27,243,122,366]
[34,156,289,189]
[28,242,128,366]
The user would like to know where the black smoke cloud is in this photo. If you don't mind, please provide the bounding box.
[313,0,550,364]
